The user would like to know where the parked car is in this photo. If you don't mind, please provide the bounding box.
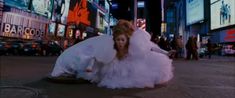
[46,41,63,56]
[34,41,63,56]
[0,41,12,55]
[22,42,41,56]
[8,40,24,55]
[0,41,7,55]
[199,47,207,58]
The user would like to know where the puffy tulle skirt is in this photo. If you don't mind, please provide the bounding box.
[98,51,173,89]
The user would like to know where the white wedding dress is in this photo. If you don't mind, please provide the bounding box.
[98,29,173,89]
[50,35,116,81]
[50,29,173,89]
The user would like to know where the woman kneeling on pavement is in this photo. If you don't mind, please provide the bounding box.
[50,19,174,89]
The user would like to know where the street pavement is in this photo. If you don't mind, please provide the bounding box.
[0,56,235,98]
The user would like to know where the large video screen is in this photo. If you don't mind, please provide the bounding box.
[52,0,70,24]
[210,0,235,30]
[68,0,92,26]
[31,0,53,18]
[57,24,66,37]
[4,0,30,10]
[186,0,204,25]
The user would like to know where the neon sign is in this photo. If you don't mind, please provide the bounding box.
[1,23,44,39]
[224,29,235,42]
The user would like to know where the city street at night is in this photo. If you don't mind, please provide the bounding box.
[1,56,234,98]
[1,0,235,98]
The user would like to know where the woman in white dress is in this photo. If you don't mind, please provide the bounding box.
[50,20,173,89]
[97,20,173,89]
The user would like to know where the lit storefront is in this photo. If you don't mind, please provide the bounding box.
[0,0,53,41]
[1,7,49,41]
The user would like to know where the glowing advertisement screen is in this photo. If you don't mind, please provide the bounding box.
[48,22,56,35]
[31,0,53,18]
[138,1,145,8]
[220,28,235,42]
[210,0,235,30]
[52,0,70,24]
[4,0,30,10]
[67,0,97,27]
[186,0,204,25]
[57,24,65,37]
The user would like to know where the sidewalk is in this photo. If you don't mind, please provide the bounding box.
[0,56,235,98]
[173,55,235,61]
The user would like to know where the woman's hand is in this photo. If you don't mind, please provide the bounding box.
[168,50,176,56]
[85,67,92,72]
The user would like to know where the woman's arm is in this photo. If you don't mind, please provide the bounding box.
[151,42,176,57]
[150,42,169,55]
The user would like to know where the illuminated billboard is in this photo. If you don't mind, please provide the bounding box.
[52,0,70,24]
[4,0,30,10]
[57,24,65,37]
[1,12,46,40]
[67,0,96,27]
[48,22,56,35]
[186,0,204,25]
[31,0,53,18]
[1,23,44,40]
[138,1,145,8]
[210,0,235,30]
[66,25,75,38]
[68,0,90,25]
[137,18,146,30]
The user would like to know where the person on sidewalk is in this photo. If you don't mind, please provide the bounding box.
[192,36,199,60]
[206,39,213,59]
[186,37,193,60]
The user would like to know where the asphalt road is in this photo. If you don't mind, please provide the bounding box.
[0,56,235,98]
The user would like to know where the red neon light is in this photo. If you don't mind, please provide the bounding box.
[224,29,235,42]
